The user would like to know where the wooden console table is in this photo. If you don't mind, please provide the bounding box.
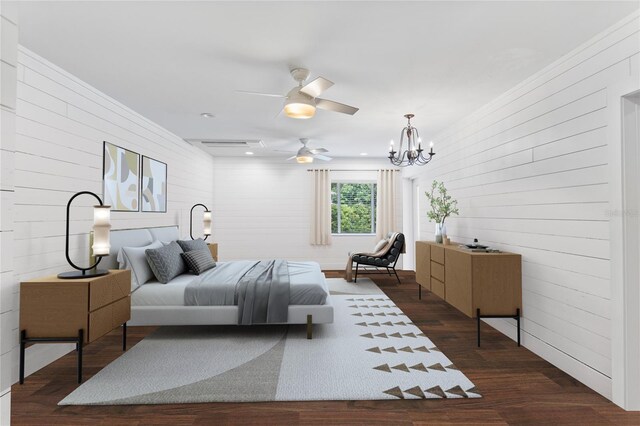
[416,241,522,346]
[19,269,131,383]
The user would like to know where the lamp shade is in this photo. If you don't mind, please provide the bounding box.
[92,205,111,256]
[203,211,212,236]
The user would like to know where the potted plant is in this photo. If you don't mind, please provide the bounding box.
[425,180,459,243]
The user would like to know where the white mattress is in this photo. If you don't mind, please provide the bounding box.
[132,261,328,307]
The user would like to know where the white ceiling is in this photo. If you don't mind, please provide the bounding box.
[16,1,639,158]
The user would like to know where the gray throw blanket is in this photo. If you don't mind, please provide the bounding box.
[236,260,290,325]
[184,260,290,325]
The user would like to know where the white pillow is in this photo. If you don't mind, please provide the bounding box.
[117,240,163,290]
[373,239,388,252]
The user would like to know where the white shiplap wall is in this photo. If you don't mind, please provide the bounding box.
[404,12,640,399]
[211,157,402,269]
[11,47,214,380]
[0,1,18,422]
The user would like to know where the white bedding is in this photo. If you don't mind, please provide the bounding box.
[132,261,328,307]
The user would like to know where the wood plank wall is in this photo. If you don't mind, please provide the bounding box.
[0,2,18,422]
[8,47,214,381]
[403,12,640,398]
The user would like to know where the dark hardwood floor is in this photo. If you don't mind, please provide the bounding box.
[11,271,640,425]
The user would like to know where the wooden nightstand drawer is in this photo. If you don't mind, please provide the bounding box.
[111,271,131,301]
[89,304,113,342]
[89,277,112,312]
[89,270,131,311]
[20,282,88,339]
[113,296,131,328]
[208,243,218,261]
[88,296,131,343]
[430,245,445,264]
[430,261,445,282]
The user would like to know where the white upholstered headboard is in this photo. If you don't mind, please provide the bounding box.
[100,226,180,270]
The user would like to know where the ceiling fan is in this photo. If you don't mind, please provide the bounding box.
[285,138,332,164]
[237,68,359,119]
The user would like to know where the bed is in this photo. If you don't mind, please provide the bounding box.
[102,226,334,338]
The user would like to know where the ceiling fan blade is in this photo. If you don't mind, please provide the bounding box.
[236,90,285,98]
[309,148,329,154]
[286,155,297,161]
[315,98,359,115]
[314,154,332,161]
[299,77,334,98]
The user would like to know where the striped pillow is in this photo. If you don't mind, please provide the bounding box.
[181,249,216,275]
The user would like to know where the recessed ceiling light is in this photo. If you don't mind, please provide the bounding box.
[245,151,254,155]
[200,112,215,118]
[360,153,368,156]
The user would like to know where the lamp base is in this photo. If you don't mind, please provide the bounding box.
[57,269,109,279]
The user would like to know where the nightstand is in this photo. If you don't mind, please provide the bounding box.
[19,269,131,383]
[208,243,218,261]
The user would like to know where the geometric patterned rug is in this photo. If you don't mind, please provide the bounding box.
[59,278,480,405]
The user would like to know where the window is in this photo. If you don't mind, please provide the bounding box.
[331,182,377,234]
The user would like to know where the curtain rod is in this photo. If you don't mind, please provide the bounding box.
[306,169,400,172]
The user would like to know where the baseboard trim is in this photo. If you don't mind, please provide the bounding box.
[0,390,10,426]
[483,318,612,400]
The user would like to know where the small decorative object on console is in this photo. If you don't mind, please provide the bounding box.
[425,180,459,243]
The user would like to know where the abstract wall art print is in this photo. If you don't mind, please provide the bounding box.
[141,156,167,213]
[103,141,140,211]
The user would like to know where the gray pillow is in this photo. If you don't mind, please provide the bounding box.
[181,249,216,275]
[145,241,187,284]
[176,238,208,253]
[117,240,163,290]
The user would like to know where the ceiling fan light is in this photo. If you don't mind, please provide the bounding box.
[284,90,316,119]
[296,155,314,164]
[284,102,315,119]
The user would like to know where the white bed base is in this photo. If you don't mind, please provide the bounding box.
[130,299,334,326]
[129,299,334,339]
[105,226,334,338]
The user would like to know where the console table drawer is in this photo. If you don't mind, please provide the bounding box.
[430,245,445,264]
[430,261,445,282]
[431,277,445,299]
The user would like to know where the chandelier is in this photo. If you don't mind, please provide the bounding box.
[388,114,435,167]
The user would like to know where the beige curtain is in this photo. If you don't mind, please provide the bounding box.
[376,169,397,239]
[310,169,332,245]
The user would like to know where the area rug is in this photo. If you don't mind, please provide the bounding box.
[59,278,479,405]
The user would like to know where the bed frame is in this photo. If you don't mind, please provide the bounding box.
[103,226,334,338]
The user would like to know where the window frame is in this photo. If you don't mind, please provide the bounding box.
[331,180,377,236]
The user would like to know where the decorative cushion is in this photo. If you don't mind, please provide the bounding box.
[176,238,208,253]
[181,249,216,275]
[117,240,163,290]
[373,239,388,252]
[145,241,187,284]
